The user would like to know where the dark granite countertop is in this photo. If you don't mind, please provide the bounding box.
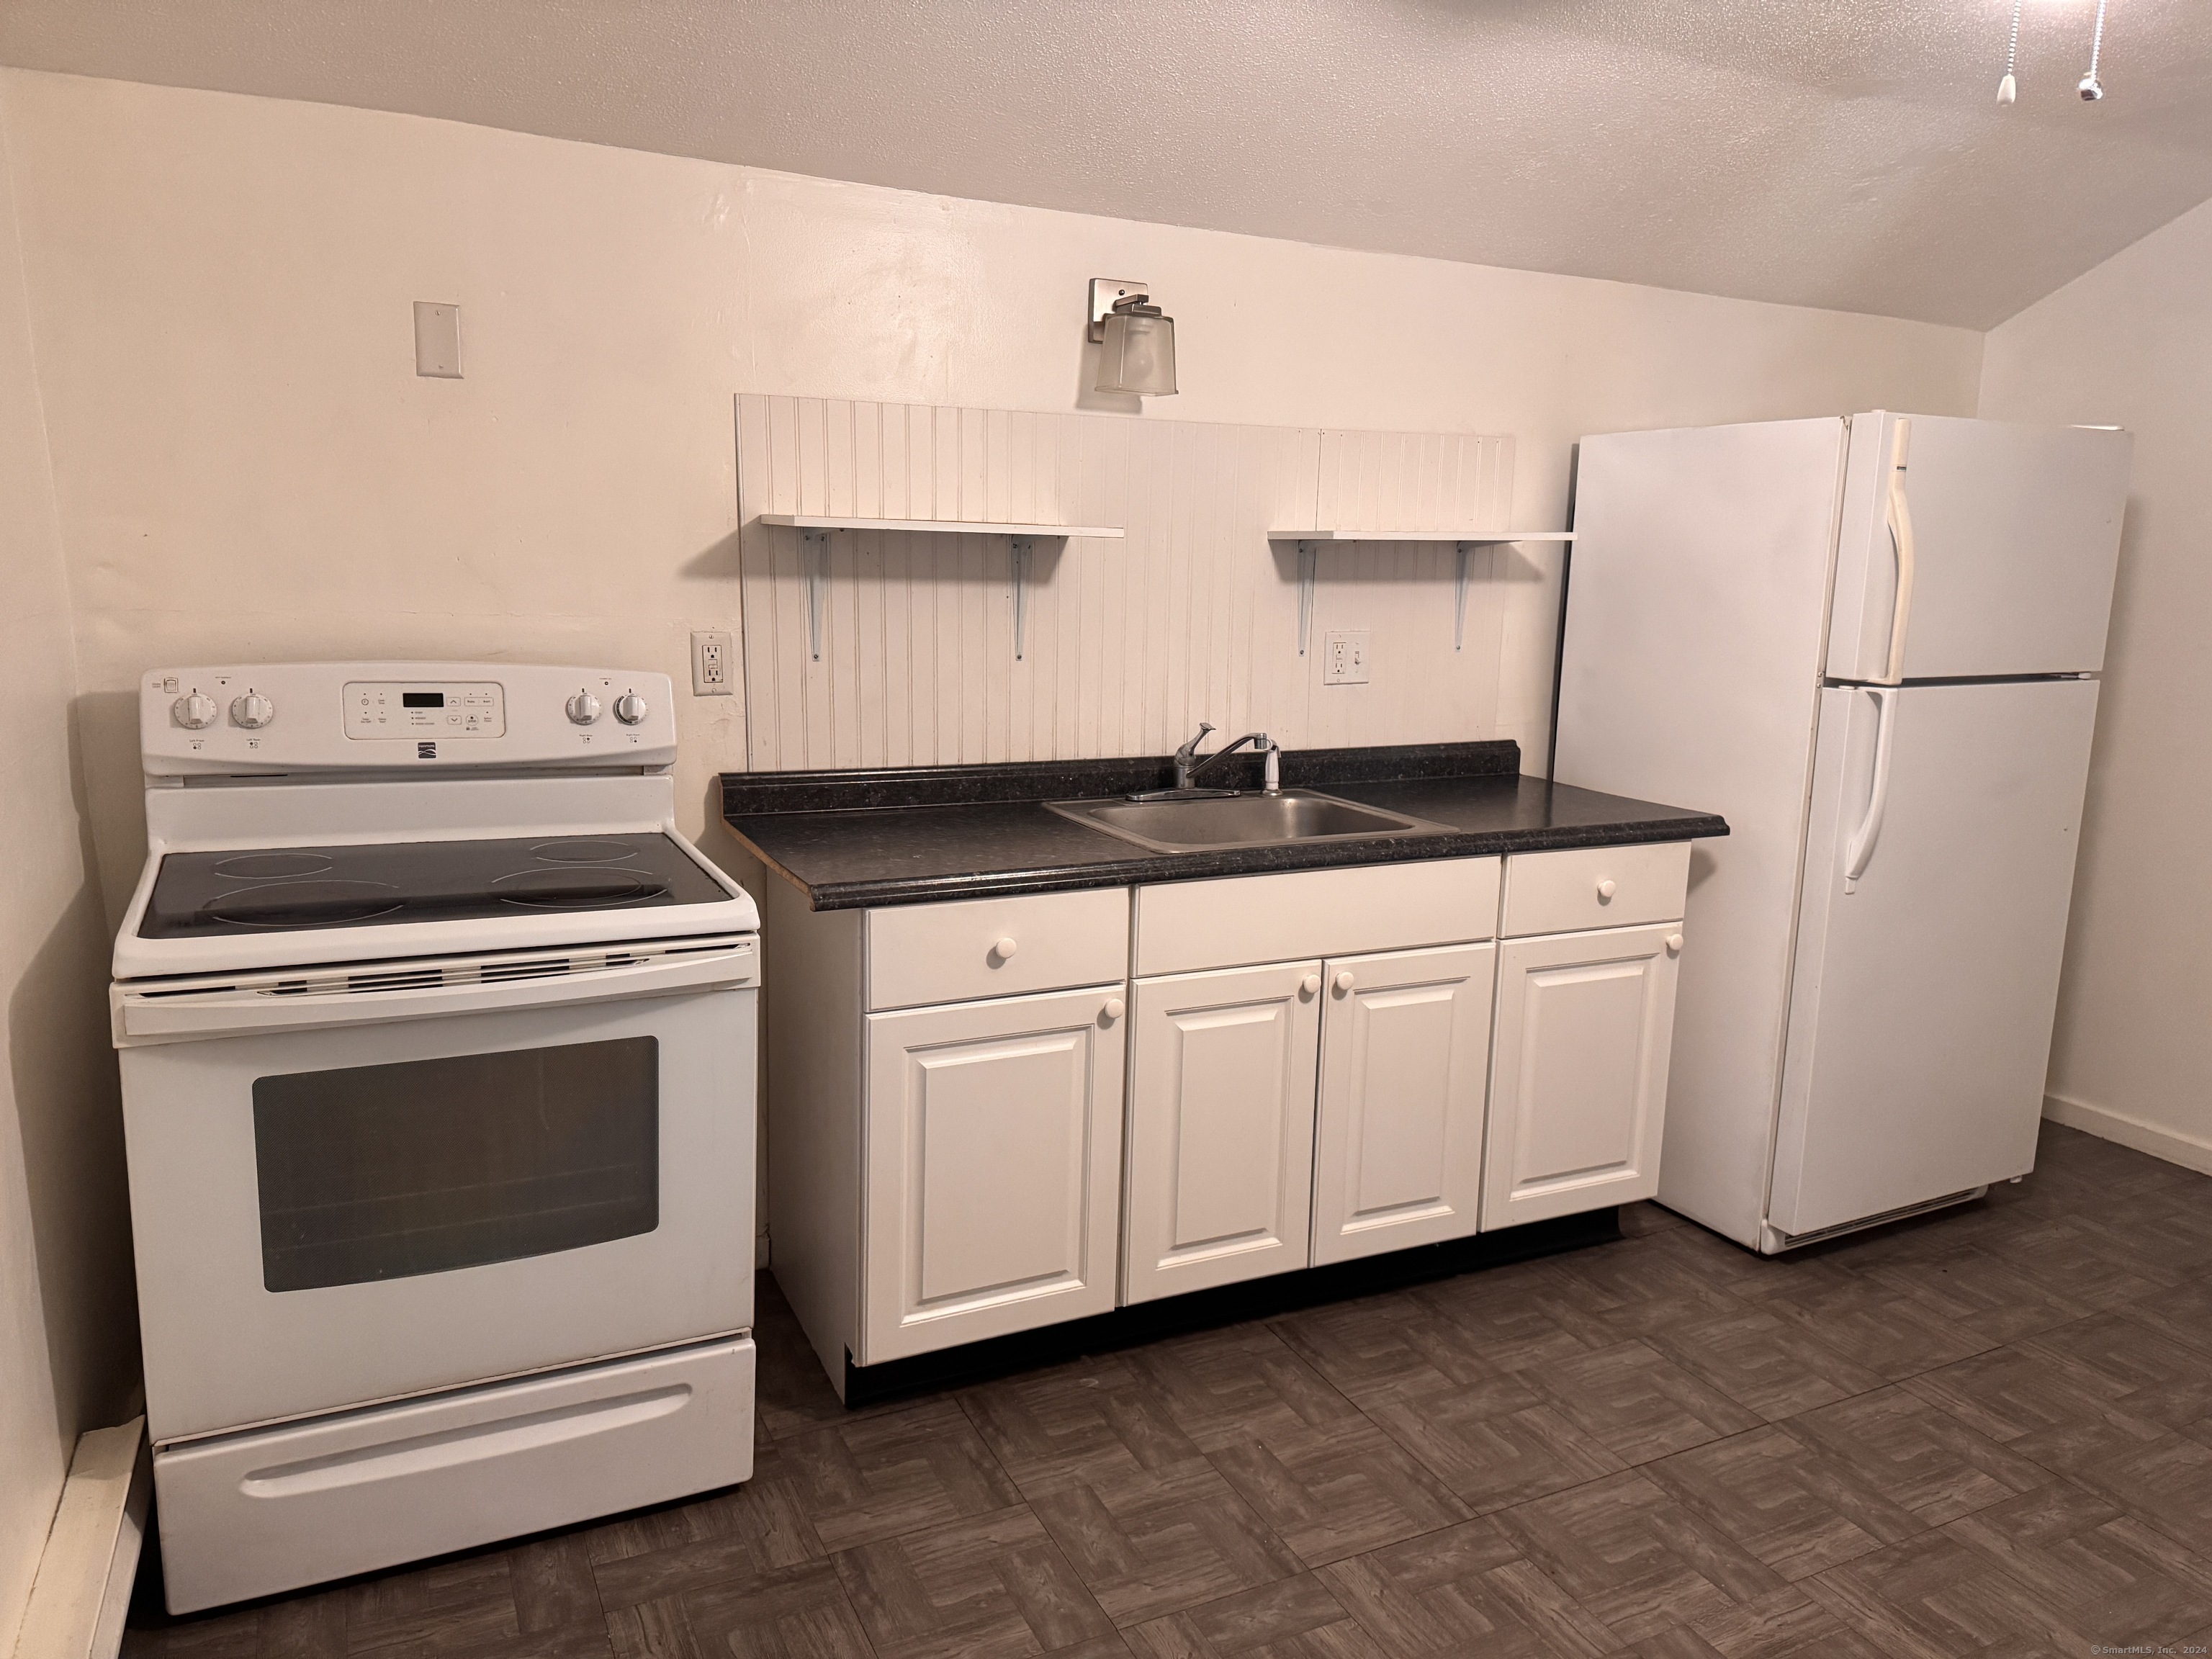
[718,741,1726,910]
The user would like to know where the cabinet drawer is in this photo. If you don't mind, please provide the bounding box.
[867,888,1129,1011]
[1501,842,1689,939]
[1135,858,1501,976]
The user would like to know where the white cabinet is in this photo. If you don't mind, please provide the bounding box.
[1123,961,1321,1303]
[861,984,1126,1362]
[1483,922,1681,1230]
[762,842,1695,1393]
[1311,943,1497,1265]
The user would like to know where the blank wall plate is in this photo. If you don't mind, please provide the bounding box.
[413,302,461,378]
[1323,629,1370,685]
[691,629,734,696]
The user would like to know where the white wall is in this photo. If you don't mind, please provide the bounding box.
[0,69,1985,924]
[0,90,135,1647]
[1981,196,2212,1174]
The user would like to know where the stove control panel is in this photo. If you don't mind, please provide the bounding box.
[140,663,678,775]
[346,680,508,740]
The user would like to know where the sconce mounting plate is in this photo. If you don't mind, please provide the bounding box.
[1089,278,1149,343]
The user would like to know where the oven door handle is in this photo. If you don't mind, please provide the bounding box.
[113,940,757,1045]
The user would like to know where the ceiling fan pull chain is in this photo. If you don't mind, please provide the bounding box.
[2080,0,2108,100]
[1997,0,2021,105]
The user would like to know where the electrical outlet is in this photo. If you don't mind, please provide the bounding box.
[691,629,734,696]
[1323,629,1370,685]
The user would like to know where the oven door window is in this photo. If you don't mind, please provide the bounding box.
[251,1036,658,1292]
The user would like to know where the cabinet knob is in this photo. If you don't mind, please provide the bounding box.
[991,937,1018,963]
[1665,933,1684,956]
[1299,973,1321,997]
[1333,970,1356,994]
[1101,998,1125,1023]
[1597,878,1617,901]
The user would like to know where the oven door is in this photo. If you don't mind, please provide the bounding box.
[117,943,757,1445]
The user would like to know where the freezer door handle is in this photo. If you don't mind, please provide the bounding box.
[1878,417,1916,685]
[1844,688,1897,892]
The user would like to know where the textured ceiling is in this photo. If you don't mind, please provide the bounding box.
[4,0,2210,327]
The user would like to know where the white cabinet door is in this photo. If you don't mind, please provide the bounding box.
[1483,923,1680,1230]
[1124,961,1321,1303]
[1312,943,1497,1265]
[862,984,1125,1363]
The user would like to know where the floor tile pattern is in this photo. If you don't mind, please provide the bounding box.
[124,1123,2212,1658]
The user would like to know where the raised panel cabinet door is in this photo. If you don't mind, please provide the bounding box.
[1124,961,1322,1303]
[1483,923,1681,1231]
[1312,943,1497,1265]
[861,984,1126,1364]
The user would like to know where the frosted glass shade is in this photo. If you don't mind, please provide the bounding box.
[1097,309,1177,395]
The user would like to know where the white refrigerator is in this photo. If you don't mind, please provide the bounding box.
[1556,413,2131,1252]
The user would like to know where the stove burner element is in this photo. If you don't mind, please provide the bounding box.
[531,839,641,865]
[210,852,337,881]
[204,880,405,928]
[493,868,662,909]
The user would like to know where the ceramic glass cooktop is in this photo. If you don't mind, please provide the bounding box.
[139,832,732,938]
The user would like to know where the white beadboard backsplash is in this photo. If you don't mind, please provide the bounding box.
[735,395,1563,773]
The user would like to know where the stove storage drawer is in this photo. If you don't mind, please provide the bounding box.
[866,888,1129,1011]
[153,1336,754,1613]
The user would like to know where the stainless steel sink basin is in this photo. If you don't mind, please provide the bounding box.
[1046,788,1451,854]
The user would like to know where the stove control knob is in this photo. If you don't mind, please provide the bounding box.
[230,692,274,729]
[613,691,649,726]
[171,692,218,729]
[565,690,602,725]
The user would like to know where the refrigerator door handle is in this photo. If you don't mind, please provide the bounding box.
[1878,418,1916,685]
[1844,687,1898,892]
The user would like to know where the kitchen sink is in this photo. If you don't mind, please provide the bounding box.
[1046,788,1452,854]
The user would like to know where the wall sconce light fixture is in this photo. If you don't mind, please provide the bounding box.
[1089,278,1177,396]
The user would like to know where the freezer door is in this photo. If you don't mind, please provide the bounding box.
[1827,414,2130,681]
[1770,680,2099,1238]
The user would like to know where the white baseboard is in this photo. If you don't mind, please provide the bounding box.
[12,1419,148,1659]
[2044,1092,2212,1178]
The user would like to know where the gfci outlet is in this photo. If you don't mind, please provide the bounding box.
[1323,629,1370,685]
[691,629,734,696]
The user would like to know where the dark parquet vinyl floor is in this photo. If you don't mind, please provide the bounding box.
[123,1121,2212,1658]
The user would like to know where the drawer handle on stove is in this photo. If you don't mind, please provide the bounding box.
[240,1385,691,1499]
[114,940,759,1044]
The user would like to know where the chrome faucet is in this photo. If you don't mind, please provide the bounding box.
[1186,728,1282,793]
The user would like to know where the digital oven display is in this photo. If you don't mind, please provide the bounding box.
[402,692,445,709]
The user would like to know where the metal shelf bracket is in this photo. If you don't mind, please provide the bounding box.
[1455,542,1473,651]
[1297,540,1318,655]
[1010,537,1034,661]
[802,529,827,662]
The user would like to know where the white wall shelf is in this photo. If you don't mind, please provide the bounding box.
[1266,529,1573,544]
[759,514,1125,538]
[1271,531,1575,656]
[757,517,1124,662]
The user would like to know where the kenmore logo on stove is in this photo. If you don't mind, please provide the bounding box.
[418,741,437,760]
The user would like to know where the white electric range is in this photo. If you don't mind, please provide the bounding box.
[111,662,760,1613]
